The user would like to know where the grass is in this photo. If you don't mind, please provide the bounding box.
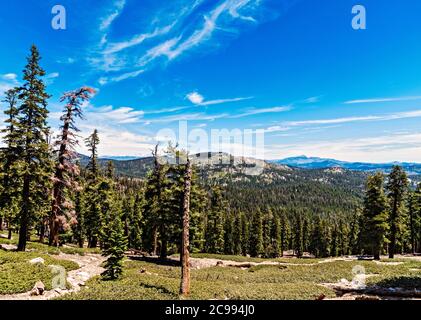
[2,230,420,300]
[60,256,421,300]
[189,253,323,264]
[0,232,101,256]
[0,250,79,295]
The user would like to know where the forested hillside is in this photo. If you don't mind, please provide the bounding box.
[1,47,420,292]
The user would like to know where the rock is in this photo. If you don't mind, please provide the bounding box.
[75,271,90,281]
[0,244,17,251]
[355,295,380,301]
[30,281,45,296]
[29,257,45,265]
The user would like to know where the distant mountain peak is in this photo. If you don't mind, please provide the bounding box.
[272,156,421,175]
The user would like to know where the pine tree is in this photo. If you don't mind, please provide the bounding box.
[360,172,389,260]
[309,216,330,258]
[408,187,421,254]
[205,186,225,254]
[262,211,272,258]
[142,144,166,255]
[240,213,249,256]
[50,87,95,246]
[0,88,21,239]
[223,213,235,255]
[348,211,361,255]
[16,45,52,251]
[85,129,100,178]
[270,216,281,258]
[128,192,144,249]
[106,160,115,179]
[101,205,128,280]
[330,224,339,257]
[232,213,242,255]
[249,209,263,257]
[293,215,303,258]
[279,212,289,257]
[386,165,409,258]
[84,129,101,248]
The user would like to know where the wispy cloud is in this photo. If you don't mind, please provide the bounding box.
[0,73,19,98]
[266,132,421,163]
[186,91,204,104]
[100,0,126,31]
[103,24,176,55]
[186,90,253,106]
[45,72,60,85]
[144,112,229,124]
[230,106,291,118]
[89,0,269,80]
[137,0,263,66]
[99,69,144,85]
[344,95,421,104]
[57,57,76,64]
[283,109,421,127]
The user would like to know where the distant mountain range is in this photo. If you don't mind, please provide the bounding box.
[76,153,421,178]
[272,156,421,175]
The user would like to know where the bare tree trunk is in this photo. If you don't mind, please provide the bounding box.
[39,218,46,243]
[0,217,3,231]
[17,176,30,251]
[180,158,192,297]
[152,227,158,256]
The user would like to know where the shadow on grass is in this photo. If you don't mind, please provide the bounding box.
[128,255,181,267]
[372,276,421,290]
[140,283,178,298]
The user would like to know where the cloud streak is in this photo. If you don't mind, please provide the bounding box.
[90,0,269,80]
[344,95,421,104]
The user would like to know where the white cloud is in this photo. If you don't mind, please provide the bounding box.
[266,132,421,163]
[230,106,291,118]
[100,0,126,31]
[99,69,144,85]
[186,91,252,106]
[186,91,204,104]
[91,0,265,76]
[145,112,229,124]
[45,72,60,85]
[344,95,421,104]
[280,109,421,127]
[57,57,75,64]
[303,96,320,103]
[103,23,176,55]
[89,105,144,124]
[2,73,17,81]
[0,73,20,98]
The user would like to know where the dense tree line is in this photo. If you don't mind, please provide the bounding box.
[1,46,420,282]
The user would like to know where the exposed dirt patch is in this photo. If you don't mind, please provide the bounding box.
[0,253,105,300]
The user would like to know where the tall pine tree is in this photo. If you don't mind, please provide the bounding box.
[16,45,52,251]
[360,172,389,260]
[386,165,408,258]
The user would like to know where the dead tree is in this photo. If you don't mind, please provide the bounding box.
[180,157,192,296]
[49,87,95,246]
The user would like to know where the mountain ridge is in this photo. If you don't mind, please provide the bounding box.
[271,156,421,175]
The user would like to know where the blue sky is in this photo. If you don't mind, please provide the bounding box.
[1,0,421,162]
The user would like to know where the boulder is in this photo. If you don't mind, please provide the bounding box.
[30,281,45,296]
[29,257,45,265]
[0,244,17,251]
